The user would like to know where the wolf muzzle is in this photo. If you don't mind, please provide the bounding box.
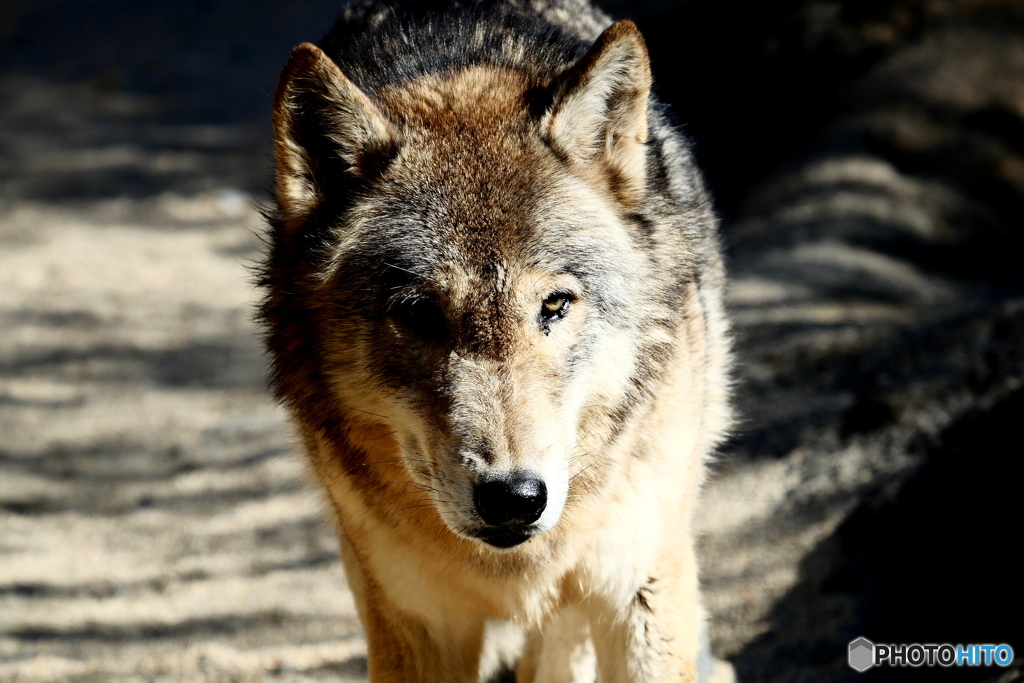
[472,470,547,548]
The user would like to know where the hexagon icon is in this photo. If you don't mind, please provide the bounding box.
[849,637,875,672]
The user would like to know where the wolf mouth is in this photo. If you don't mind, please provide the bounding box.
[471,527,537,549]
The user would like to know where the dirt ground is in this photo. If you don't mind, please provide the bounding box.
[1,0,1022,681]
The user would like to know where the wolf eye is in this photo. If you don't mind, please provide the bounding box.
[391,298,447,339]
[541,294,569,317]
[539,292,573,332]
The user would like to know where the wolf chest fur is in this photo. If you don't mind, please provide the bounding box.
[259,0,733,680]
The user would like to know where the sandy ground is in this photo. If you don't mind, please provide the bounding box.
[0,195,368,681]
[2,0,1023,681]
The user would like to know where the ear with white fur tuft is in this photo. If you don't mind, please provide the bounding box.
[545,20,652,205]
[272,43,397,221]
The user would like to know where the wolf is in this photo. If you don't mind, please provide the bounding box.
[259,0,733,680]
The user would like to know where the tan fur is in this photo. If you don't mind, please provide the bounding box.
[264,16,734,683]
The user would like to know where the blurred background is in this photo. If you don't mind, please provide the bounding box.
[1,0,1021,680]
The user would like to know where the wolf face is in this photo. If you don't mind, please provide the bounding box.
[263,23,689,550]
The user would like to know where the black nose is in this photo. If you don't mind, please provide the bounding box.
[474,472,547,527]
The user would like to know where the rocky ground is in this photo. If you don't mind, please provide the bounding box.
[1,0,1021,681]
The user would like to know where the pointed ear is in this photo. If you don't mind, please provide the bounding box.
[272,43,397,220]
[544,20,652,204]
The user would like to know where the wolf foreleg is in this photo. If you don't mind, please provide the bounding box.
[517,605,596,683]
[588,544,703,683]
[337,530,483,683]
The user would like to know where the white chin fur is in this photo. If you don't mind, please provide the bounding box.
[534,463,569,533]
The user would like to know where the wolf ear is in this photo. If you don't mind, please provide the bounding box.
[272,43,397,220]
[545,20,652,204]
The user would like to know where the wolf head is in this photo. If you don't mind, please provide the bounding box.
[263,21,689,550]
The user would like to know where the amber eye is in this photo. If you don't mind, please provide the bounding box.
[539,292,573,332]
[542,295,568,316]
